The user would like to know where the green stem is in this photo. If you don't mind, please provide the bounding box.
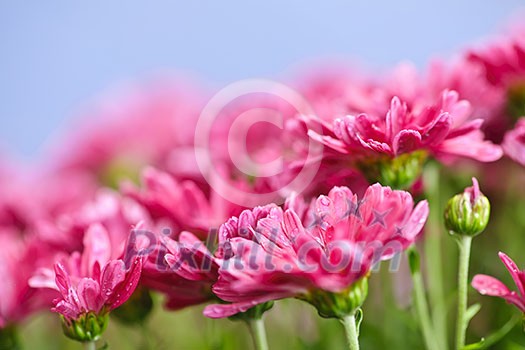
[247,318,269,350]
[83,341,96,350]
[480,314,521,349]
[341,313,360,350]
[455,235,473,350]
[424,162,448,350]
[410,253,440,350]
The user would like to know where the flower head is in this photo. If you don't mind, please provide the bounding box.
[310,90,501,161]
[444,177,490,237]
[308,90,502,188]
[204,184,428,319]
[472,252,525,313]
[0,232,56,330]
[123,167,246,237]
[30,224,142,342]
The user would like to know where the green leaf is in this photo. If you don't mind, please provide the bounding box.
[355,308,363,336]
[465,303,481,324]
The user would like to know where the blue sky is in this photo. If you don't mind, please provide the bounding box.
[1,1,523,159]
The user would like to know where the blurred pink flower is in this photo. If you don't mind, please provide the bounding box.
[472,252,525,312]
[0,232,56,328]
[29,224,142,321]
[36,188,148,254]
[140,230,220,310]
[308,90,502,164]
[466,24,525,87]
[46,79,206,189]
[123,167,246,237]
[425,59,507,140]
[204,184,429,318]
[502,118,525,166]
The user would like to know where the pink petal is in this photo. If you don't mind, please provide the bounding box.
[421,112,451,146]
[29,268,58,290]
[402,200,429,240]
[82,224,111,276]
[472,274,510,296]
[107,257,143,310]
[472,274,525,312]
[77,278,102,313]
[54,263,72,297]
[436,132,503,162]
[307,129,350,154]
[385,96,407,140]
[203,292,290,319]
[502,120,525,167]
[393,130,422,155]
[100,260,126,302]
[53,300,81,320]
[499,252,525,297]
[446,119,484,139]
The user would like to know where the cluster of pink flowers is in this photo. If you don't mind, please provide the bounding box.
[0,18,524,348]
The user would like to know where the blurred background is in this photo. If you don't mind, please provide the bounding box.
[1,0,523,159]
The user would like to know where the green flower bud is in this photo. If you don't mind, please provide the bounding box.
[444,178,490,237]
[111,286,154,326]
[61,312,109,343]
[297,277,369,319]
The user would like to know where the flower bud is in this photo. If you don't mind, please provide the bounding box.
[61,312,109,343]
[298,277,369,319]
[444,178,490,237]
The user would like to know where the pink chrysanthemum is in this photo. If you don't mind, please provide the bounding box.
[30,224,142,324]
[203,184,428,318]
[47,79,206,189]
[123,167,246,237]
[466,24,525,87]
[308,90,502,164]
[0,232,56,329]
[472,252,525,313]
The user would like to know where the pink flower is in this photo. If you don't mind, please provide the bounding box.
[0,232,56,328]
[466,24,525,87]
[123,167,246,237]
[203,184,429,318]
[308,90,502,164]
[472,252,525,312]
[36,189,149,254]
[46,79,206,188]
[139,230,220,310]
[502,118,525,166]
[30,224,142,322]
[425,59,507,139]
